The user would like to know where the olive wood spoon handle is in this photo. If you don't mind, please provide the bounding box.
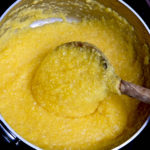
[120,80,150,104]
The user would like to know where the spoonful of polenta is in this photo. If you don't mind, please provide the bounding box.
[32,41,150,117]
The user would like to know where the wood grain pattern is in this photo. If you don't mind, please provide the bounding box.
[120,80,150,104]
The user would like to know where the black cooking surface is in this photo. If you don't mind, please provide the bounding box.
[0,0,150,150]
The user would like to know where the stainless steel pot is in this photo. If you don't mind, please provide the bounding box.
[0,0,150,149]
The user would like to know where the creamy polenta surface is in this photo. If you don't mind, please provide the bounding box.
[0,1,148,150]
[32,43,120,118]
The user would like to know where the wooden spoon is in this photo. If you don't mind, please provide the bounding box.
[57,41,150,104]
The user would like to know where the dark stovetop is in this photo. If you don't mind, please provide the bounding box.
[0,0,150,150]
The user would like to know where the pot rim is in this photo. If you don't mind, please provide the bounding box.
[0,0,149,150]
[118,0,150,34]
[0,114,41,149]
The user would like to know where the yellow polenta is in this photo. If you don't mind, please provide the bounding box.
[0,2,145,150]
[32,44,120,117]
